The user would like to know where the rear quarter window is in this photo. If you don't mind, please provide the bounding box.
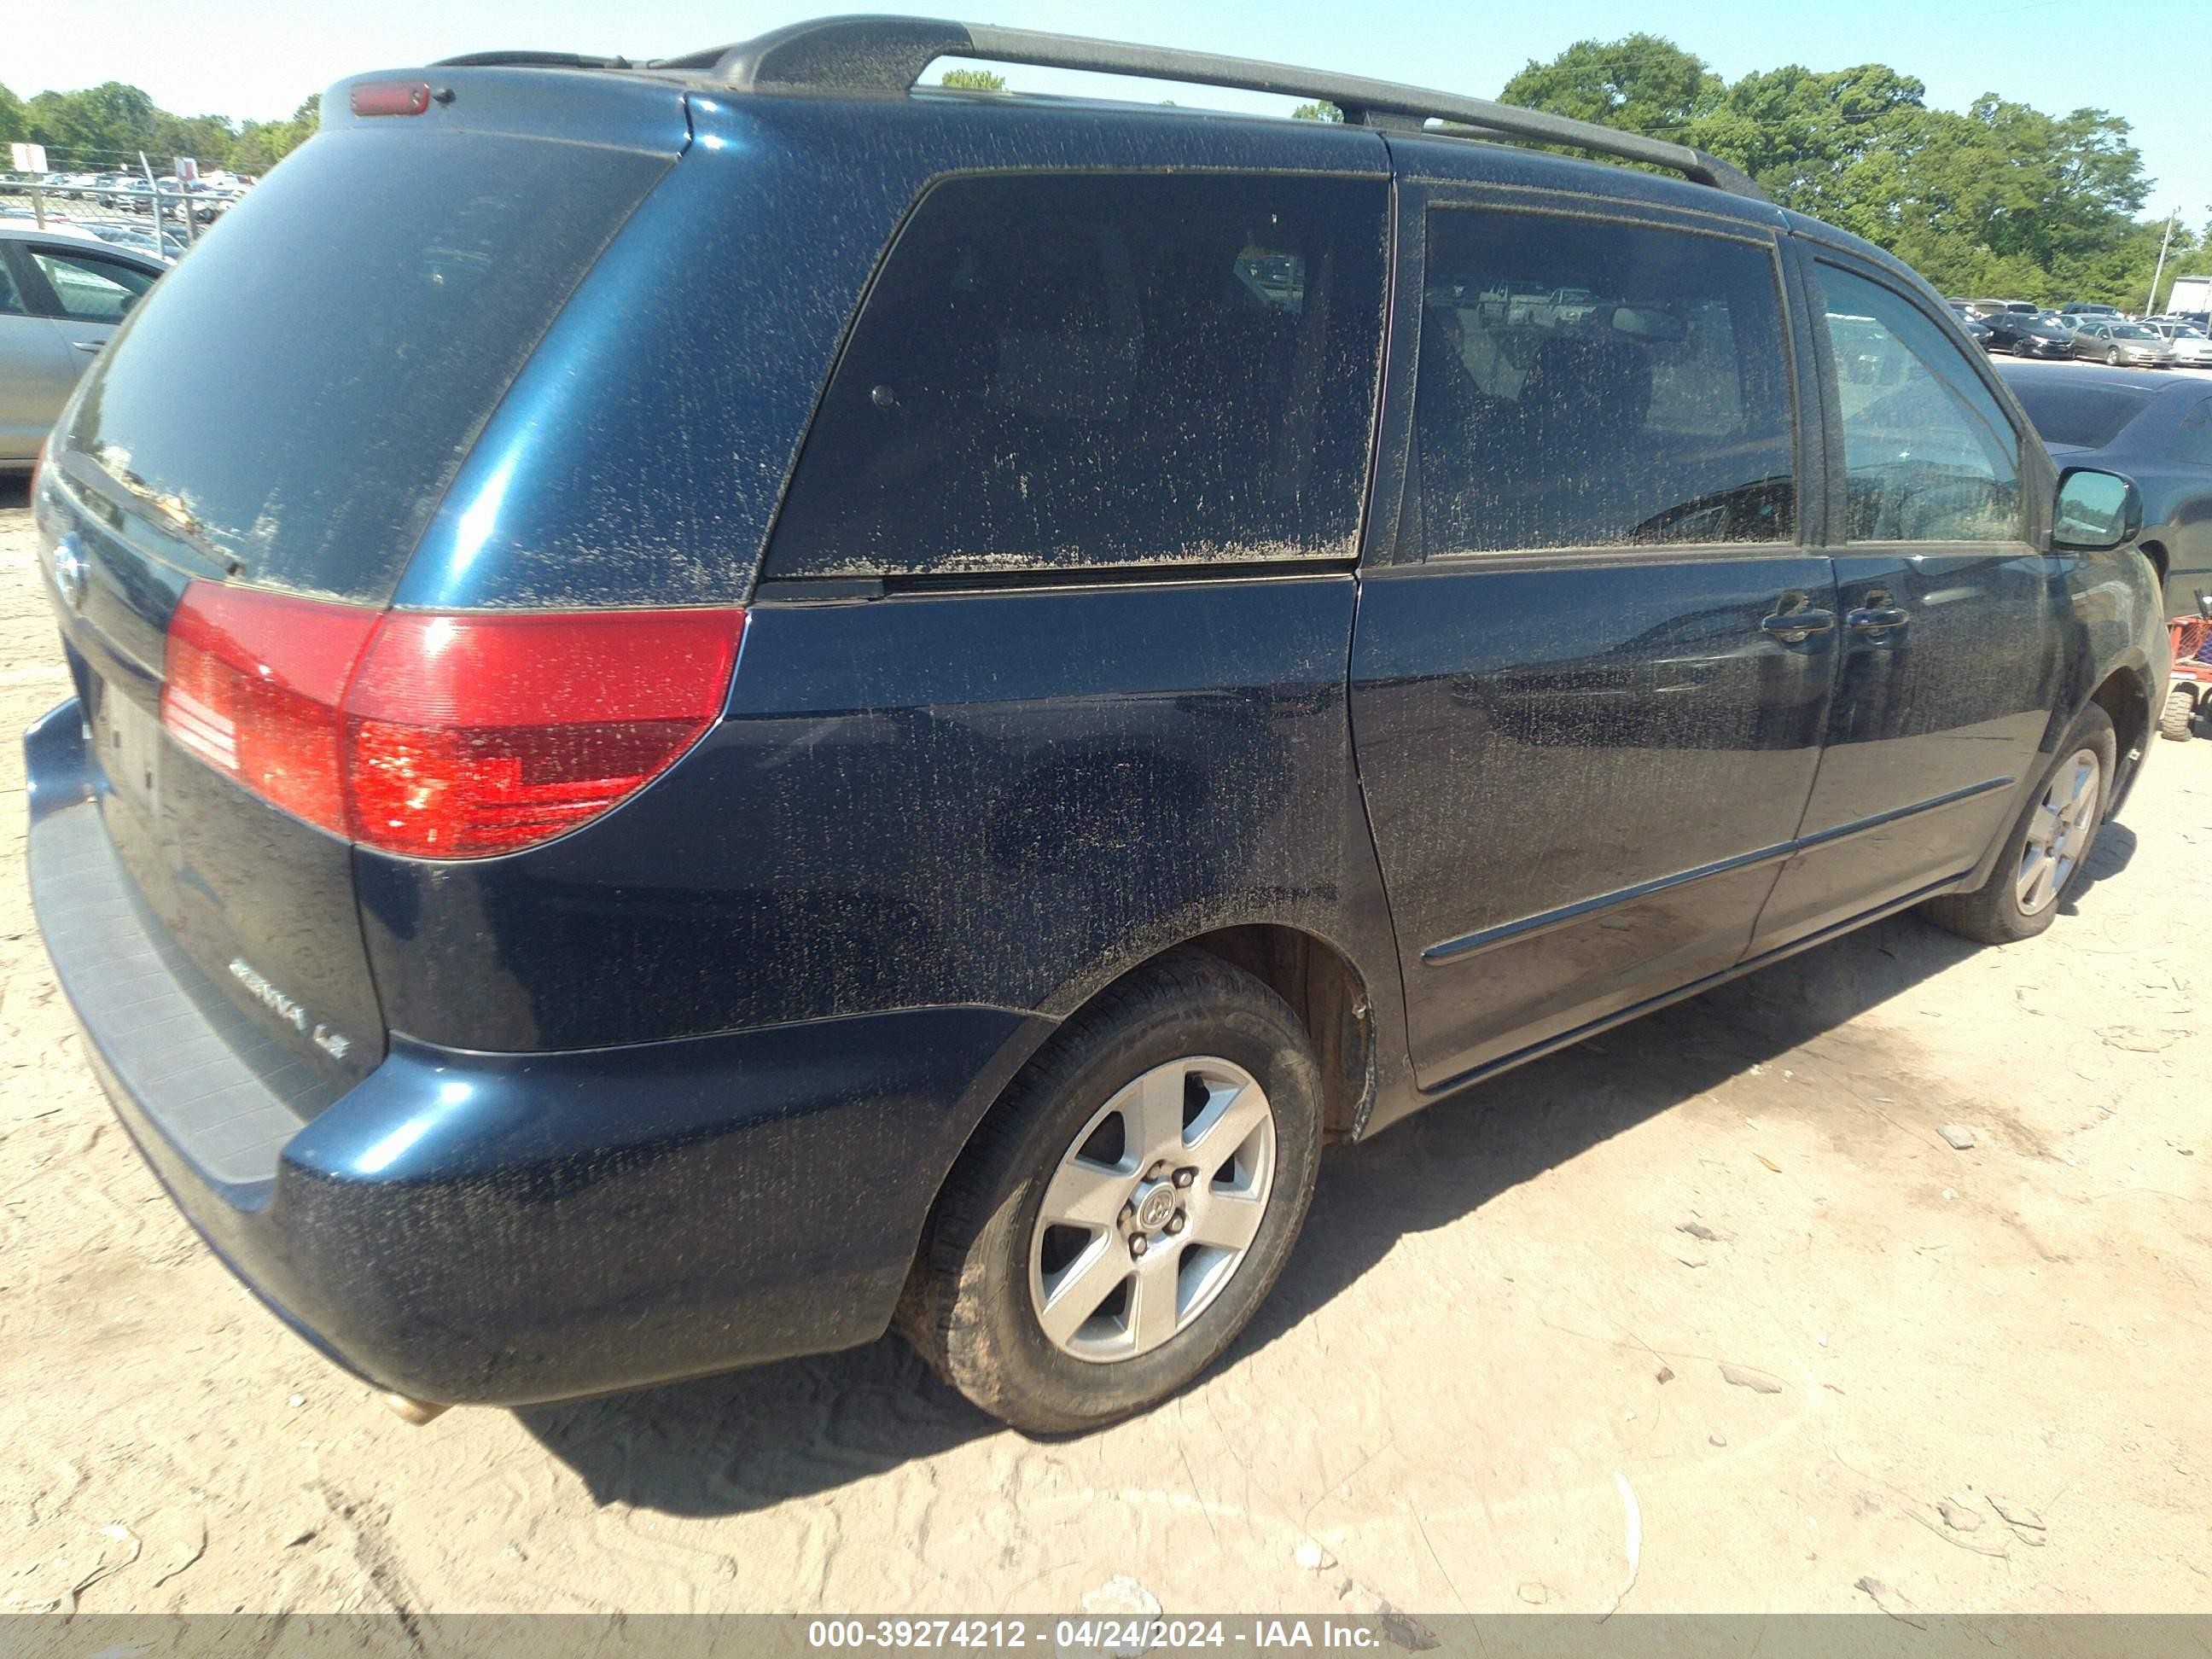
[764,172,1388,579]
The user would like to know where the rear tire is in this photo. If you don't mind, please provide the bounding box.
[2162,687,2197,742]
[1921,702,2115,946]
[899,953,1324,1434]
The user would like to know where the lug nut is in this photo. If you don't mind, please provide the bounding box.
[1119,1200,1138,1230]
[1144,1160,1167,1181]
[1130,1234,1150,1259]
[1172,1167,1197,1190]
[1165,1212,1186,1236]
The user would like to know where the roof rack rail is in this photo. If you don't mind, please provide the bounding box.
[433,50,634,70]
[663,15,1765,201]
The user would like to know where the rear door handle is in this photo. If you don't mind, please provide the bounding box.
[1760,608,1835,643]
[1848,606,1910,633]
[70,340,103,352]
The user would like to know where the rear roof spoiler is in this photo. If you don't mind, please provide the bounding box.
[650,15,1767,201]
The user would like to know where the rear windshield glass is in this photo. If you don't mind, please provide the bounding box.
[2002,377,2154,449]
[62,129,668,602]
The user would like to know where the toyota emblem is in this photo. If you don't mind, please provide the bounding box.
[49,533,88,611]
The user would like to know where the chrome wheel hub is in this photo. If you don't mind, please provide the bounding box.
[2015,747,2100,916]
[1028,1056,1276,1364]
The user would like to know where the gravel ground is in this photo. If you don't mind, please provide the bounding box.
[0,480,2205,1617]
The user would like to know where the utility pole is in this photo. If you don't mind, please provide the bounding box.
[139,150,165,253]
[2146,208,2177,316]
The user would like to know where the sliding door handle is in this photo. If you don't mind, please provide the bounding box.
[1760,608,1834,643]
[1848,606,1910,633]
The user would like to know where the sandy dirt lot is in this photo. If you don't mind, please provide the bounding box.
[0,481,2206,1620]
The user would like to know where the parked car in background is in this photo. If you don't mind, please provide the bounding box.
[0,211,108,247]
[2139,320,2212,368]
[0,225,163,472]
[1999,360,2212,621]
[2069,318,2174,368]
[21,18,2165,1435]
[1982,311,2072,358]
[2063,303,2120,323]
[1958,311,1993,350]
[76,220,185,263]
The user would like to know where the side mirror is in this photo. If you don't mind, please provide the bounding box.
[2052,467,2141,552]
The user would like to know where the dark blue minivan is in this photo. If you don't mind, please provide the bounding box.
[25,19,2167,1432]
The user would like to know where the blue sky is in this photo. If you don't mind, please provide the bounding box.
[16,0,2211,227]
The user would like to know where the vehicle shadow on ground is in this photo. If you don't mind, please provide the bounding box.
[2064,816,2135,913]
[0,476,27,509]
[517,895,2029,1516]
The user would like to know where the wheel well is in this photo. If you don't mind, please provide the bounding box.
[1177,925,1376,1141]
[2091,667,2150,804]
[2138,538,2168,591]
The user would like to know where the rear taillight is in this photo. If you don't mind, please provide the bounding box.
[163,586,381,835]
[161,585,744,859]
[341,608,746,857]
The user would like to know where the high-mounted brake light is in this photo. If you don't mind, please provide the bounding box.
[351,81,434,118]
[161,585,745,859]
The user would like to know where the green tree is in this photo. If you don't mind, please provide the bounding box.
[1291,101,1342,122]
[0,82,27,148]
[1683,63,1924,221]
[26,82,160,166]
[151,112,238,171]
[1505,35,2162,306]
[230,95,318,174]
[1500,34,1721,137]
[938,67,1007,91]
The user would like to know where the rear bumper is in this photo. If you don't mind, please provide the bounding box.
[26,697,1046,1406]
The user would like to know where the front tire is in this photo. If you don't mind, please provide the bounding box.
[899,953,1324,1434]
[1921,702,2115,945]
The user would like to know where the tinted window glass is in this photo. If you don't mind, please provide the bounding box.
[1412,209,1795,556]
[2003,375,2154,450]
[767,172,1387,578]
[63,131,670,602]
[1816,265,2022,542]
[0,254,25,316]
[30,247,156,322]
[2170,398,2212,467]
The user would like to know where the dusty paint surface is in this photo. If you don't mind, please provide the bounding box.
[0,487,2207,1615]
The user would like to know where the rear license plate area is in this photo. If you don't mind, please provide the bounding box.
[92,678,163,820]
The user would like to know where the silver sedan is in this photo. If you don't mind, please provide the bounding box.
[2141,320,2212,368]
[2067,319,2176,369]
[0,224,165,472]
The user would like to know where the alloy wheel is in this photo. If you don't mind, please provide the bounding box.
[1028,1057,1276,1363]
[2014,747,2100,916]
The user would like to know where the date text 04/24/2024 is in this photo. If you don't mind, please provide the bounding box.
[805,1619,1389,1650]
